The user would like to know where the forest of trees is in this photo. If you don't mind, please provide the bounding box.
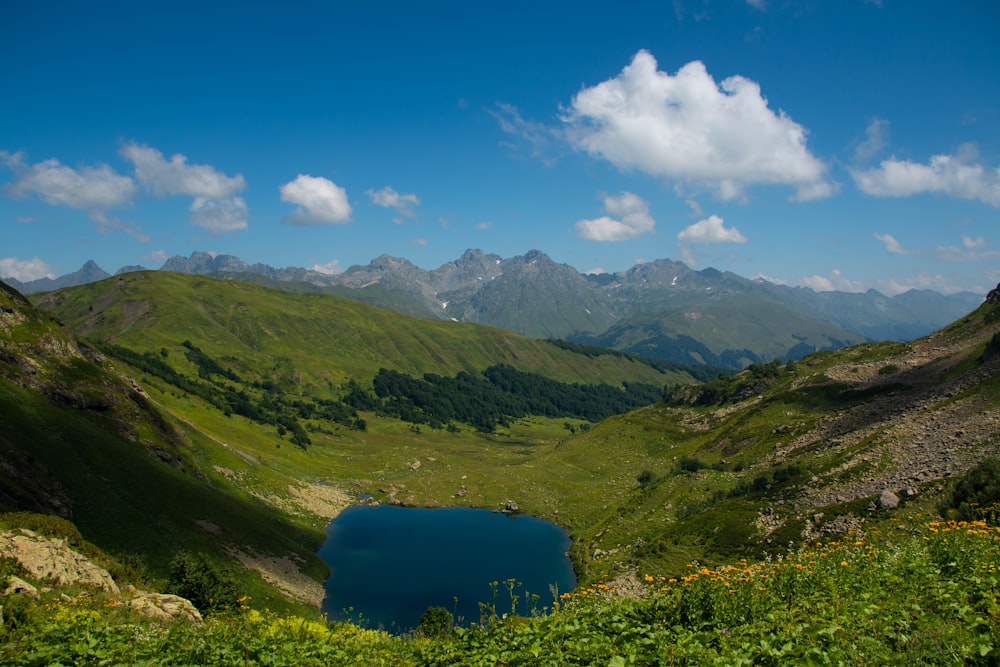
[368,364,663,432]
[107,343,666,440]
[103,342,364,448]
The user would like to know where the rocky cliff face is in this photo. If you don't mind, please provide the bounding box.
[0,528,202,623]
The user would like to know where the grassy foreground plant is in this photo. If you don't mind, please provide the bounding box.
[2,516,998,665]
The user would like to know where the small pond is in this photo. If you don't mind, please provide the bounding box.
[317,504,576,632]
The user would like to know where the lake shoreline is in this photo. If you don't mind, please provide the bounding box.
[316,504,577,631]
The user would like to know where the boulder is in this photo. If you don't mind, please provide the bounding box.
[123,587,203,623]
[876,489,900,510]
[4,575,39,599]
[0,530,118,593]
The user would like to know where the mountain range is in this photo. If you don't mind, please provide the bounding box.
[5,249,983,369]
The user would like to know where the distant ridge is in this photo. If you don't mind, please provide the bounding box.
[7,249,984,368]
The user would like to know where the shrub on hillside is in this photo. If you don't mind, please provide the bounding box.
[941,457,1000,524]
[167,551,241,614]
[416,606,454,638]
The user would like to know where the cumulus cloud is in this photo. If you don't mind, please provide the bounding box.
[560,50,831,201]
[366,186,420,217]
[1,150,134,209]
[117,143,249,233]
[799,269,865,293]
[311,259,342,275]
[851,146,1000,207]
[874,232,917,255]
[678,215,747,244]
[0,256,55,282]
[190,196,249,232]
[120,143,245,198]
[575,192,656,241]
[280,174,352,225]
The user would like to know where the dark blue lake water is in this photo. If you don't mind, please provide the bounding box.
[317,504,576,632]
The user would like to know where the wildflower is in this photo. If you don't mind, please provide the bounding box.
[840,561,848,567]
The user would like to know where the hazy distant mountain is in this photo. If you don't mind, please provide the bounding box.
[2,260,110,294]
[8,249,984,368]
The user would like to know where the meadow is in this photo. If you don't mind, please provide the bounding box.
[3,513,997,665]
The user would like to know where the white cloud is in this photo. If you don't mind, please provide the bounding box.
[799,269,865,293]
[561,50,831,201]
[0,257,55,282]
[311,259,342,275]
[1,150,134,209]
[88,210,151,242]
[492,102,561,165]
[120,143,245,198]
[936,243,1000,263]
[962,234,986,249]
[411,237,428,246]
[575,192,656,241]
[746,0,766,9]
[280,174,352,225]
[190,196,249,232]
[874,231,917,255]
[684,198,703,217]
[851,146,1000,207]
[752,272,789,286]
[476,221,492,230]
[678,214,747,244]
[854,117,889,162]
[877,272,968,296]
[366,186,420,216]
[145,250,168,266]
[679,244,698,267]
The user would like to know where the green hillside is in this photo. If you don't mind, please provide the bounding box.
[2,275,999,663]
[581,293,866,368]
[0,280,330,613]
[35,271,680,388]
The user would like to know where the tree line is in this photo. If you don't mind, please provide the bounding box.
[365,364,664,432]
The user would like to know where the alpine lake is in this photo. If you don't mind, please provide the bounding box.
[317,504,577,632]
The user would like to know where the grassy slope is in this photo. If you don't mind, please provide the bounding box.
[596,293,866,365]
[5,273,687,611]
[34,271,679,389]
[0,281,330,614]
[7,273,999,623]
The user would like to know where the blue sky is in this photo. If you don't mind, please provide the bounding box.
[2,0,998,296]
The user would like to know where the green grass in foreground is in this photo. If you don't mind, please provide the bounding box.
[3,515,997,665]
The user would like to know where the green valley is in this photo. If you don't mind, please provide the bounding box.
[2,273,999,663]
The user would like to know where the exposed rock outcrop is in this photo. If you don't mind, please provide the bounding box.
[0,529,118,593]
[122,586,203,623]
[0,529,202,623]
